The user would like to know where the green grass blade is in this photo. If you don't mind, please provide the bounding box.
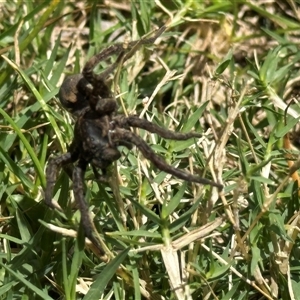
[0,262,54,300]
[2,55,66,154]
[161,183,187,219]
[169,196,202,232]
[181,102,209,133]
[129,198,162,225]
[0,107,45,190]
[83,248,130,300]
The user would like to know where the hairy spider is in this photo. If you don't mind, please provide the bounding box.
[45,26,223,256]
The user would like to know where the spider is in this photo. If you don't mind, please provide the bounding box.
[45,26,223,256]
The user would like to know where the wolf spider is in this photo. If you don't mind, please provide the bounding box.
[45,26,223,256]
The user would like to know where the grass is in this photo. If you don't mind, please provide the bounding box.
[1,1,300,299]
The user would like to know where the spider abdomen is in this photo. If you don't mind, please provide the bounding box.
[76,117,121,169]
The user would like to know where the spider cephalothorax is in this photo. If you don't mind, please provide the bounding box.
[45,26,222,256]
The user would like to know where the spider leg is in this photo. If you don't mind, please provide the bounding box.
[92,165,109,183]
[113,115,202,140]
[110,128,223,189]
[82,26,166,84]
[45,152,74,211]
[73,160,106,256]
[113,25,166,69]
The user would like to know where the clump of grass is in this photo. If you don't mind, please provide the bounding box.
[1,1,300,299]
